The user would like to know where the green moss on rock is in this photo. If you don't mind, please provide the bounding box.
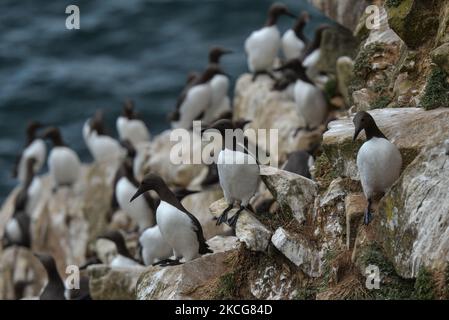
[413,267,435,300]
[421,67,449,110]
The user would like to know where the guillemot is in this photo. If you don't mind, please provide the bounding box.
[115,157,156,232]
[3,157,42,249]
[353,111,402,225]
[83,110,125,163]
[42,127,81,190]
[301,24,330,82]
[97,230,142,267]
[245,3,296,81]
[168,72,201,122]
[34,253,66,300]
[203,47,233,125]
[13,121,46,183]
[116,99,151,147]
[130,173,212,264]
[282,11,310,61]
[171,65,226,130]
[202,119,260,227]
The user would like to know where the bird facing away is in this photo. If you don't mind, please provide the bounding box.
[353,111,402,225]
[34,253,66,300]
[130,173,212,265]
[245,3,296,81]
[202,119,260,227]
[42,127,81,190]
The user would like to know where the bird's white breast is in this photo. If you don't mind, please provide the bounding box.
[5,218,22,243]
[294,79,327,128]
[217,149,260,206]
[48,147,81,185]
[139,225,173,265]
[88,132,125,163]
[117,118,150,147]
[245,25,281,72]
[174,84,211,129]
[357,137,402,199]
[282,29,305,60]
[110,254,140,268]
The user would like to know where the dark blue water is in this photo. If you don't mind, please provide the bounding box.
[0,0,330,202]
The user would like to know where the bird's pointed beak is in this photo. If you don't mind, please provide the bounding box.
[353,126,362,141]
[130,186,146,202]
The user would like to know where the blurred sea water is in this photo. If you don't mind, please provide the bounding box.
[0,0,331,202]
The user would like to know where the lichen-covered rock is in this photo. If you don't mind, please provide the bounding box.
[88,265,146,300]
[261,166,318,224]
[209,199,271,252]
[271,228,322,277]
[322,108,449,179]
[136,236,239,300]
[374,143,449,278]
[386,0,440,49]
[345,193,366,249]
[250,264,297,299]
[308,0,369,31]
[431,43,449,74]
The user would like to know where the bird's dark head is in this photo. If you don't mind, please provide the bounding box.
[294,11,310,31]
[201,119,234,136]
[122,99,135,118]
[34,253,58,273]
[90,110,106,135]
[268,3,296,22]
[353,111,376,141]
[27,121,44,136]
[209,46,233,64]
[42,127,64,146]
[130,173,167,202]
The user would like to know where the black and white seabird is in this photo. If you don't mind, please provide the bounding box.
[292,63,328,131]
[283,150,313,179]
[116,99,151,147]
[13,121,46,183]
[115,157,156,232]
[3,157,42,249]
[42,127,81,190]
[167,72,201,122]
[139,187,199,267]
[130,173,212,264]
[353,111,402,225]
[83,110,125,163]
[171,65,226,130]
[301,24,330,81]
[245,3,296,81]
[97,230,142,267]
[202,119,260,227]
[34,253,66,300]
[282,11,310,61]
[203,47,233,125]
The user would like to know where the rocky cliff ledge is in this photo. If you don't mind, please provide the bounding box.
[1,0,449,300]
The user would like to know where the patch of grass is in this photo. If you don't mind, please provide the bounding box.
[357,244,415,300]
[421,67,449,110]
[214,272,237,300]
[314,153,337,191]
[413,267,435,300]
